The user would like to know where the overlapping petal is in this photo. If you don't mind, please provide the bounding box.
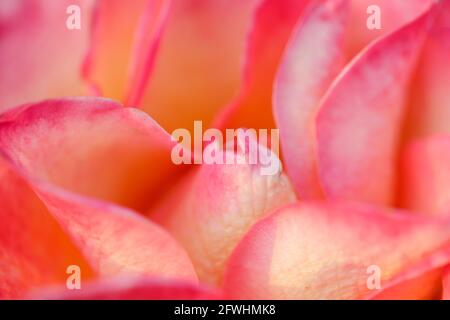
[0,97,182,212]
[316,6,433,205]
[0,0,95,110]
[0,155,197,299]
[223,202,450,299]
[273,0,349,198]
[151,139,296,285]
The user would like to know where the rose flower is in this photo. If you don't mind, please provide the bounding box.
[1,0,450,300]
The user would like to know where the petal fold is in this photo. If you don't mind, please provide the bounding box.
[0,97,182,212]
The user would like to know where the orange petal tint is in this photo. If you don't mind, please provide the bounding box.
[85,0,170,104]
[33,277,221,300]
[139,0,260,133]
[0,155,93,299]
[399,135,450,217]
[0,0,95,111]
[151,142,296,285]
[0,153,197,298]
[0,97,182,212]
[223,202,450,299]
[316,7,433,205]
[273,0,349,199]
[215,0,308,130]
[34,182,197,282]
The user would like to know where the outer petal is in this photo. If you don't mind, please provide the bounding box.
[316,7,433,205]
[0,155,94,299]
[0,0,95,110]
[0,97,182,212]
[32,277,222,300]
[215,0,309,130]
[399,135,450,217]
[0,154,197,298]
[273,0,349,198]
[223,202,450,299]
[404,0,450,139]
[85,0,170,104]
[151,140,296,285]
[139,0,260,133]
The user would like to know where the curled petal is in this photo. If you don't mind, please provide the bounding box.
[399,135,450,217]
[273,0,349,198]
[0,97,182,212]
[0,0,95,110]
[223,202,450,299]
[0,154,197,298]
[151,139,296,285]
[32,277,222,300]
[316,6,433,205]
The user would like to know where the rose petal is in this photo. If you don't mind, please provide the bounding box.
[139,0,260,132]
[0,97,182,212]
[215,0,309,130]
[399,135,450,217]
[0,0,95,110]
[32,277,222,300]
[0,155,94,299]
[404,0,450,139]
[85,0,170,104]
[223,201,450,299]
[316,6,433,205]
[273,0,349,198]
[151,139,296,285]
[0,154,197,298]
